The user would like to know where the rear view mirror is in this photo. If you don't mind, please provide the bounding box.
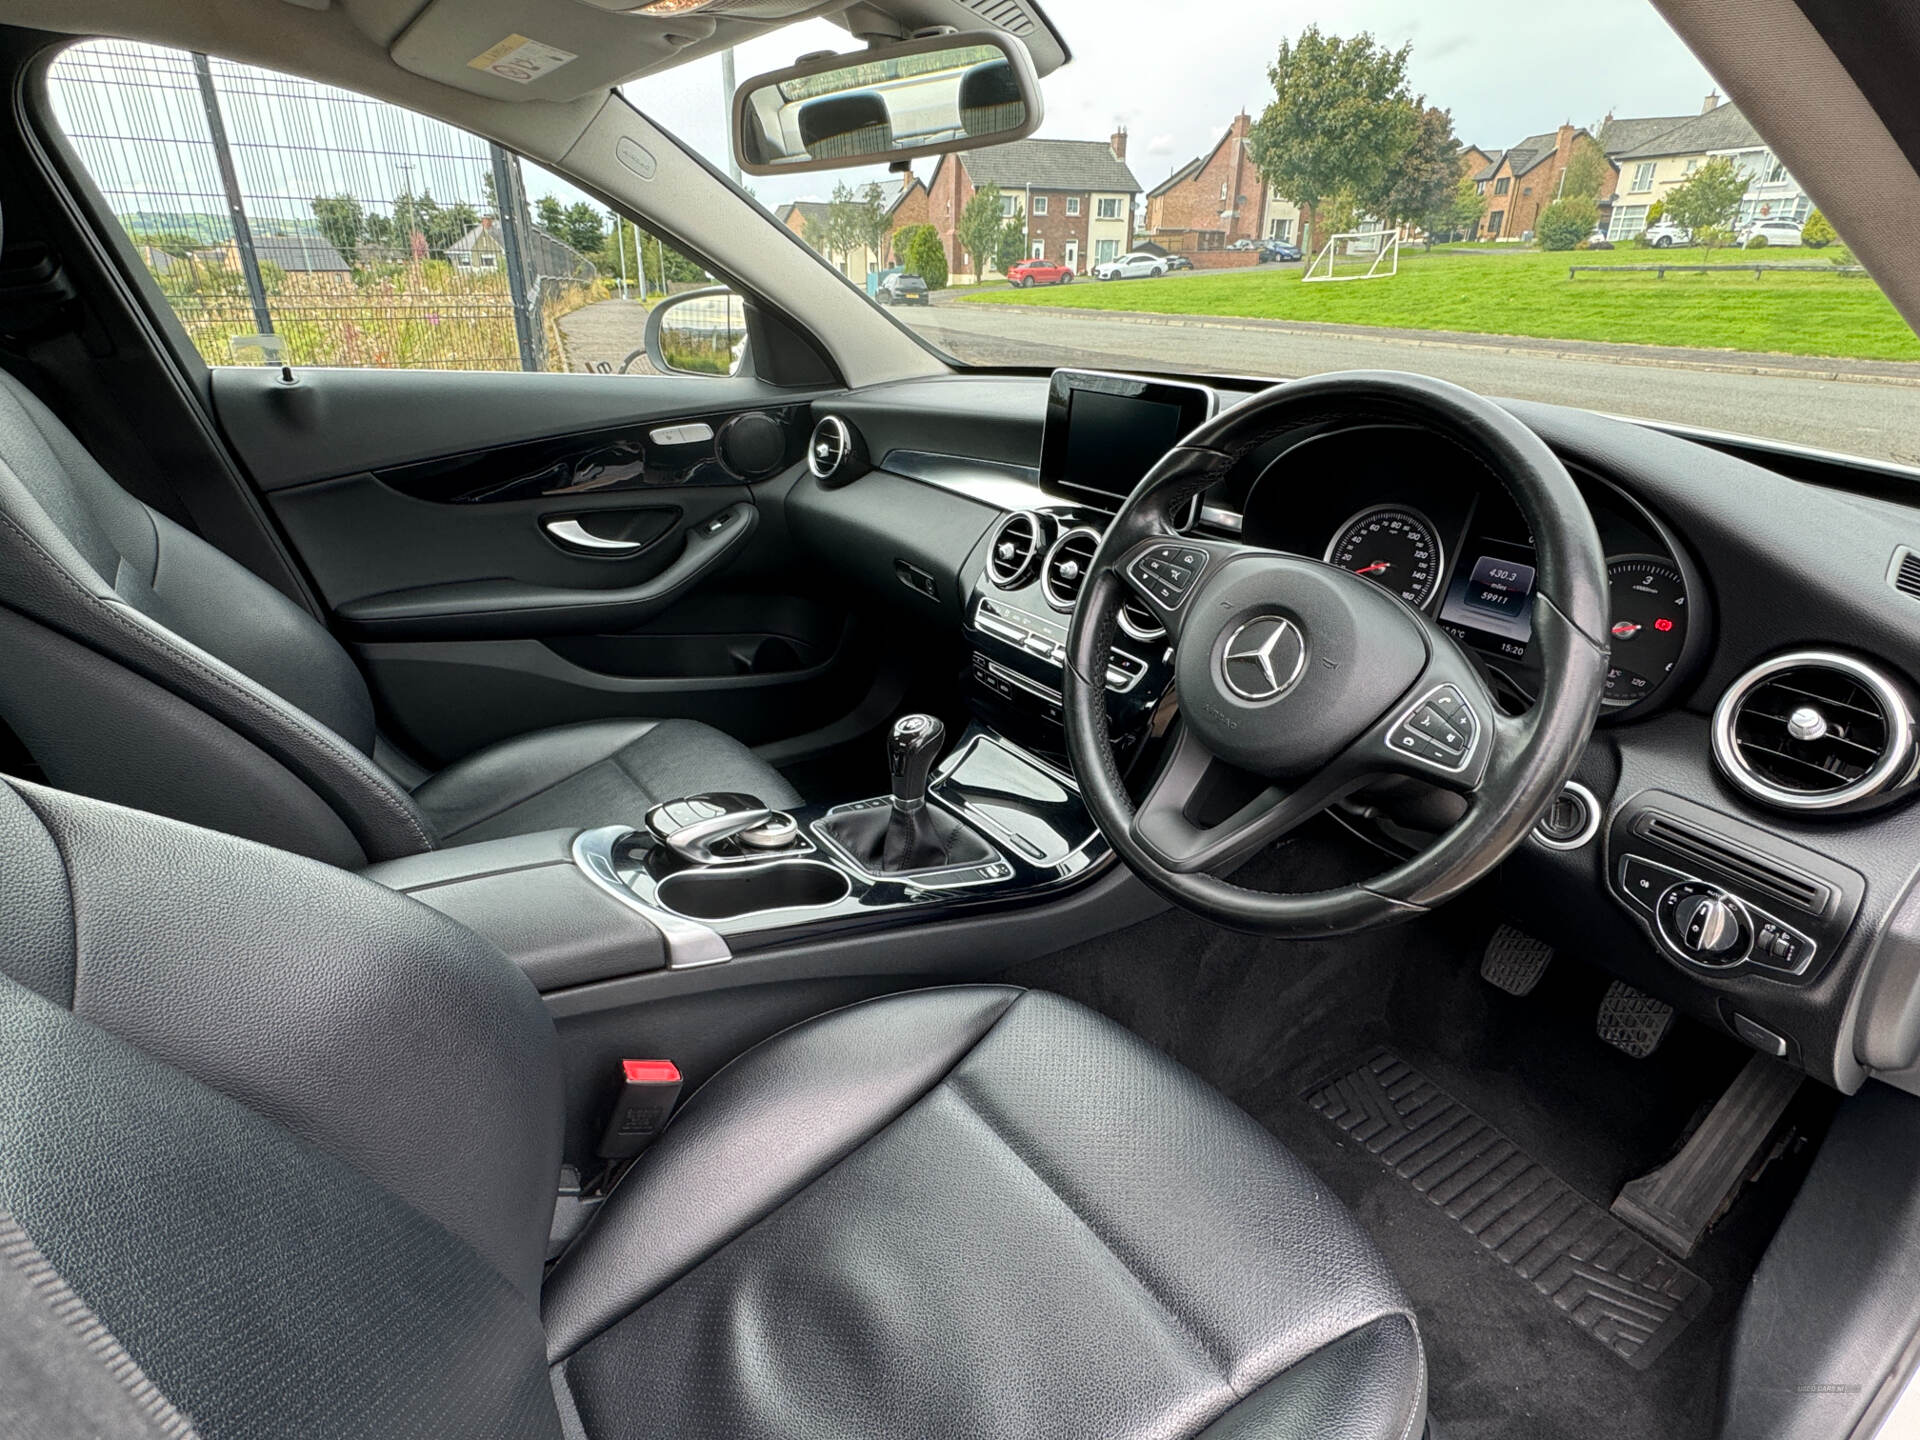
[732,32,1042,176]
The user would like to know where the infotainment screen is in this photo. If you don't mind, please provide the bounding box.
[1039,370,1215,502]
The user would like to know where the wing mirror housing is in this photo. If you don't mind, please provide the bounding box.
[732,31,1042,176]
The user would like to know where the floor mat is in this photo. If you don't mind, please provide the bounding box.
[1306,1049,1711,1371]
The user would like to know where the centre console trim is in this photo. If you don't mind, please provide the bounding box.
[572,825,732,969]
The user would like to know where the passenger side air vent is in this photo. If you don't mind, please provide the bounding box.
[1712,652,1916,811]
[1632,811,1831,914]
[1891,546,1920,600]
[806,414,866,487]
[1042,526,1100,611]
[985,511,1048,588]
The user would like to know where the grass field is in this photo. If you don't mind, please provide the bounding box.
[956,245,1920,361]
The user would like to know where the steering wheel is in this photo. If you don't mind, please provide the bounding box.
[1063,371,1610,936]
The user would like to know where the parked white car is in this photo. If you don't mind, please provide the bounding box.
[1641,219,1694,247]
[1092,251,1168,280]
[1740,218,1805,247]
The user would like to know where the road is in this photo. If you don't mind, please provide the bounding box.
[900,301,1920,467]
[556,294,1920,466]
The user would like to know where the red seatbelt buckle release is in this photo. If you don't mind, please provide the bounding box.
[597,1059,683,1159]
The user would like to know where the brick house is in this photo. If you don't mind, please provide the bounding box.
[926,132,1139,279]
[1474,125,1615,240]
[775,176,927,280]
[1143,113,1268,250]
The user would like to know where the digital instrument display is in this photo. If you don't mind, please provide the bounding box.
[1438,545,1537,659]
[1040,370,1215,502]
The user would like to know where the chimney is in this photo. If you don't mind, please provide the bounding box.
[1702,91,1721,113]
[1110,125,1127,160]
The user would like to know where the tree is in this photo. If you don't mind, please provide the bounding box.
[310,194,365,264]
[841,181,889,274]
[561,201,606,258]
[1558,142,1609,202]
[994,213,1029,273]
[1382,102,1460,238]
[535,195,567,236]
[1537,196,1597,251]
[1436,175,1485,242]
[1645,199,1665,228]
[903,225,947,290]
[1248,27,1417,222]
[1661,156,1746,251]
[424,201,477,253]
[957,184,1011,280]
[1802,208,1837,247]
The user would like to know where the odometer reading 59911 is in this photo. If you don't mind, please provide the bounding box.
[1326,505,1445,610]
[1604,555,1689,709]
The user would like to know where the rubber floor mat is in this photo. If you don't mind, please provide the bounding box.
[1306,1049,1710,1370]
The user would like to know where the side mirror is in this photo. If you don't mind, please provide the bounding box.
[732,31,1042,176]
[642,287,750,377]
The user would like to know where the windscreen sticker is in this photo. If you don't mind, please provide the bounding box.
[468,35,579,86]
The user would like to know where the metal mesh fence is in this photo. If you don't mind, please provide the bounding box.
[46,40,612,371]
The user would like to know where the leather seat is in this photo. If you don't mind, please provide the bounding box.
[0,777,1427,1440]
[0,367,794,868]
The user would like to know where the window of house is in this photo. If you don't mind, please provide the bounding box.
[1066,197,1081,216]
[1493,177,1511,196]
[1684,158,1700,174]
[1031,241,1044,259]
[1609,204,1648,240]
[1487,210,1504,236]
[1032,195,1048,216]
[1269,218,1291,241]
[999,194,1017,217]
[47,39,699,374]
[1630,162,1657,192]
[1765,157,1789,184]
[1095,238,1119,263]
[1097,197,1122,220]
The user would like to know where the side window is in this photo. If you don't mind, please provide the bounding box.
[46,40,702,374]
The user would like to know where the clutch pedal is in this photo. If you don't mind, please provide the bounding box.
[1480,924,1554,996]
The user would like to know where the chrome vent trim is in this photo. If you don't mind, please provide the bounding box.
[1891,546,1920,601]
[807,415,852,481]
[1117,596,1165,642]
[1712,651,1916,810]
[985,511,1046,588]
[1042,526,1100,611]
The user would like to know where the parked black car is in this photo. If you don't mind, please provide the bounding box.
[876,272,929,305]
[1260,241,1304,263]
[1163,254,1194,271]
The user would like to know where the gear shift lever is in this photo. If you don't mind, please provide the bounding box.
[817,714,994,875]
[887,714,945,813]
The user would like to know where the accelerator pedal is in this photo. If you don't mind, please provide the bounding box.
[1480,925,1554,996]
[1612,1053,1803,1257]
[1596,980,1675,1058]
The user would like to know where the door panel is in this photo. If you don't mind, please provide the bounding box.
[212,367,866,762]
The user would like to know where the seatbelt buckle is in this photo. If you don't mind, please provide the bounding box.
[597,1059,683,1159]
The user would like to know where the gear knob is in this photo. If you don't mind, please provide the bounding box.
[887,713,945,812]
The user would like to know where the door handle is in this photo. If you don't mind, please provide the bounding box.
[543,517,646,554]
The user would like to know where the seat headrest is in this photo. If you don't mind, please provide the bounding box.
[958,60,1024,138]
[798,91,893,163]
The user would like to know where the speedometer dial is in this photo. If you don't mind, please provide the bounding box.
[1604,555,1689,709]
[1326,506,1444,610]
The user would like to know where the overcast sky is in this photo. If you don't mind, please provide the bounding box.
[629,0,1721,210]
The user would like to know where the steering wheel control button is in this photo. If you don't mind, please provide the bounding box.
[1220,616,1307,701]
[1387,684,1479,773]
[1128,544,1208,608]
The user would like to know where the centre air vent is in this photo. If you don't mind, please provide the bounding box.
[985,511,1048,588]
[1042,526,1100,610]
[1712,651,1917,811]
[806,414,866,487]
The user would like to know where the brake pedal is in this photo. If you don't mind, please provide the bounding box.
[1480,925,1554,996]
[1597,981,1674,1058]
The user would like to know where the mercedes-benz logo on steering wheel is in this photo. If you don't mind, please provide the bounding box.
[1221,616,1307,700]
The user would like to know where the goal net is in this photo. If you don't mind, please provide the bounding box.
[1303,229,1401,282]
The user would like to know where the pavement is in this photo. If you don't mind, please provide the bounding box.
[554,292,1920,467]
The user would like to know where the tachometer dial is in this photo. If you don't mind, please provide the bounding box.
[1604,555,1689,709]
[1326,506,1444,610]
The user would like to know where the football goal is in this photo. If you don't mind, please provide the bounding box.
[1303,229,1401,282]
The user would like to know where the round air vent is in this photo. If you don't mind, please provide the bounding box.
[985,511,1049,588]
[1042,526,1101,611]
[1117,596,1165,642]
[806,414,867,487]
[1712,651,1917,811]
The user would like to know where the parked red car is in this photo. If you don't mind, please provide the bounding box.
[1006,258,1074,287]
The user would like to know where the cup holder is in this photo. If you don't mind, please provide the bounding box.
[655,860,851,921]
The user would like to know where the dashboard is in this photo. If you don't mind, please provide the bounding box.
[790,365,1920,1101]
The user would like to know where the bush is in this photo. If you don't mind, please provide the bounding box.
[1802,209,1836,248]
[1745,233,1769,249]
[1537,196,1597,252]
[903,226,947,292]
[1645,200,1664,228]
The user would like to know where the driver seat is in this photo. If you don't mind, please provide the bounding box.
[0,777,1427,1440]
